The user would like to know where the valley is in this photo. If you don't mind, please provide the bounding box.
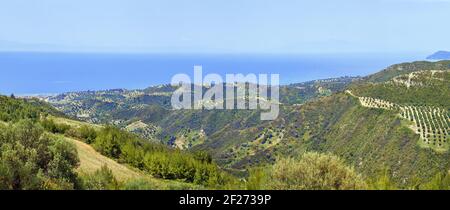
[2,60,449,189]
[35,60,450,187]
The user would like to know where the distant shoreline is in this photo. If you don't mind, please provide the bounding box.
[0,52,425,95]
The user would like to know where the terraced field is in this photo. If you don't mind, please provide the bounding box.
[347,90,450,152]
[400,106,449,151]
[358,96,397,110]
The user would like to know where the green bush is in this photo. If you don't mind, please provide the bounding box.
[120,141,145,168]
[0,96,43,122]
[267,152,367,190]
[142,151,225,186]
[193,151,213,164]
[246,167,269,190]
[41,118,71,134]
[93,126,124,158]
[62,125,97,144]
[78,125,97,144]
[0,120,80,190]
[81,165,120,190]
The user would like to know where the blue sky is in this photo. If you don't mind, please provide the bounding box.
[1,0,449,54]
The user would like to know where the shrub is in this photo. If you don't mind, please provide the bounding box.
[120,142,145,168]
[81,165,120,190]
[93,126,124,158]
[246,167,269,190]
[193,151,213,164]
[41,118,71,134]
[268,152,367,190]
[0,120,80,190]
[78,125,97,144]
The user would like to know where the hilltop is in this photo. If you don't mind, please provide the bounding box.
[427,51,450,60]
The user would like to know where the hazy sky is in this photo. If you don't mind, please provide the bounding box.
[1,0,449,54]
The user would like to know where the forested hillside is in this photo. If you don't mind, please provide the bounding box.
[0,96,226,189]
[1,95,375,190]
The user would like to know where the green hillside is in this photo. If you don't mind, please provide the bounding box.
[30,60,450,188]
[299,93,449,184]
[279,62,449,185]
[41,77,358,150]
[0,96,221,190]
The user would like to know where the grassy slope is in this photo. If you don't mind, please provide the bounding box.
[65,136,142,180]
[48,117,200,190]
[51,116,102,129]
[63,136,200,189]
[0,96,201,189]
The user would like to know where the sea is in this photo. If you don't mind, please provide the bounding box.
[0,52,426,95]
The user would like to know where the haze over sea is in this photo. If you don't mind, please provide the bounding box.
[0,52,424,95]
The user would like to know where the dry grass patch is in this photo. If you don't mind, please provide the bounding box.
[65,137,144,181]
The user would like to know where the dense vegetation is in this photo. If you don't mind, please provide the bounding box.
[0,96,223,189]
[39,116,229,187]
[0,95,61,122]
[92,126,227,186]
[351,71,450,108]
[0,119,80,190]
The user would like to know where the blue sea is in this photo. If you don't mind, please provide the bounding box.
[0,52,425,95]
